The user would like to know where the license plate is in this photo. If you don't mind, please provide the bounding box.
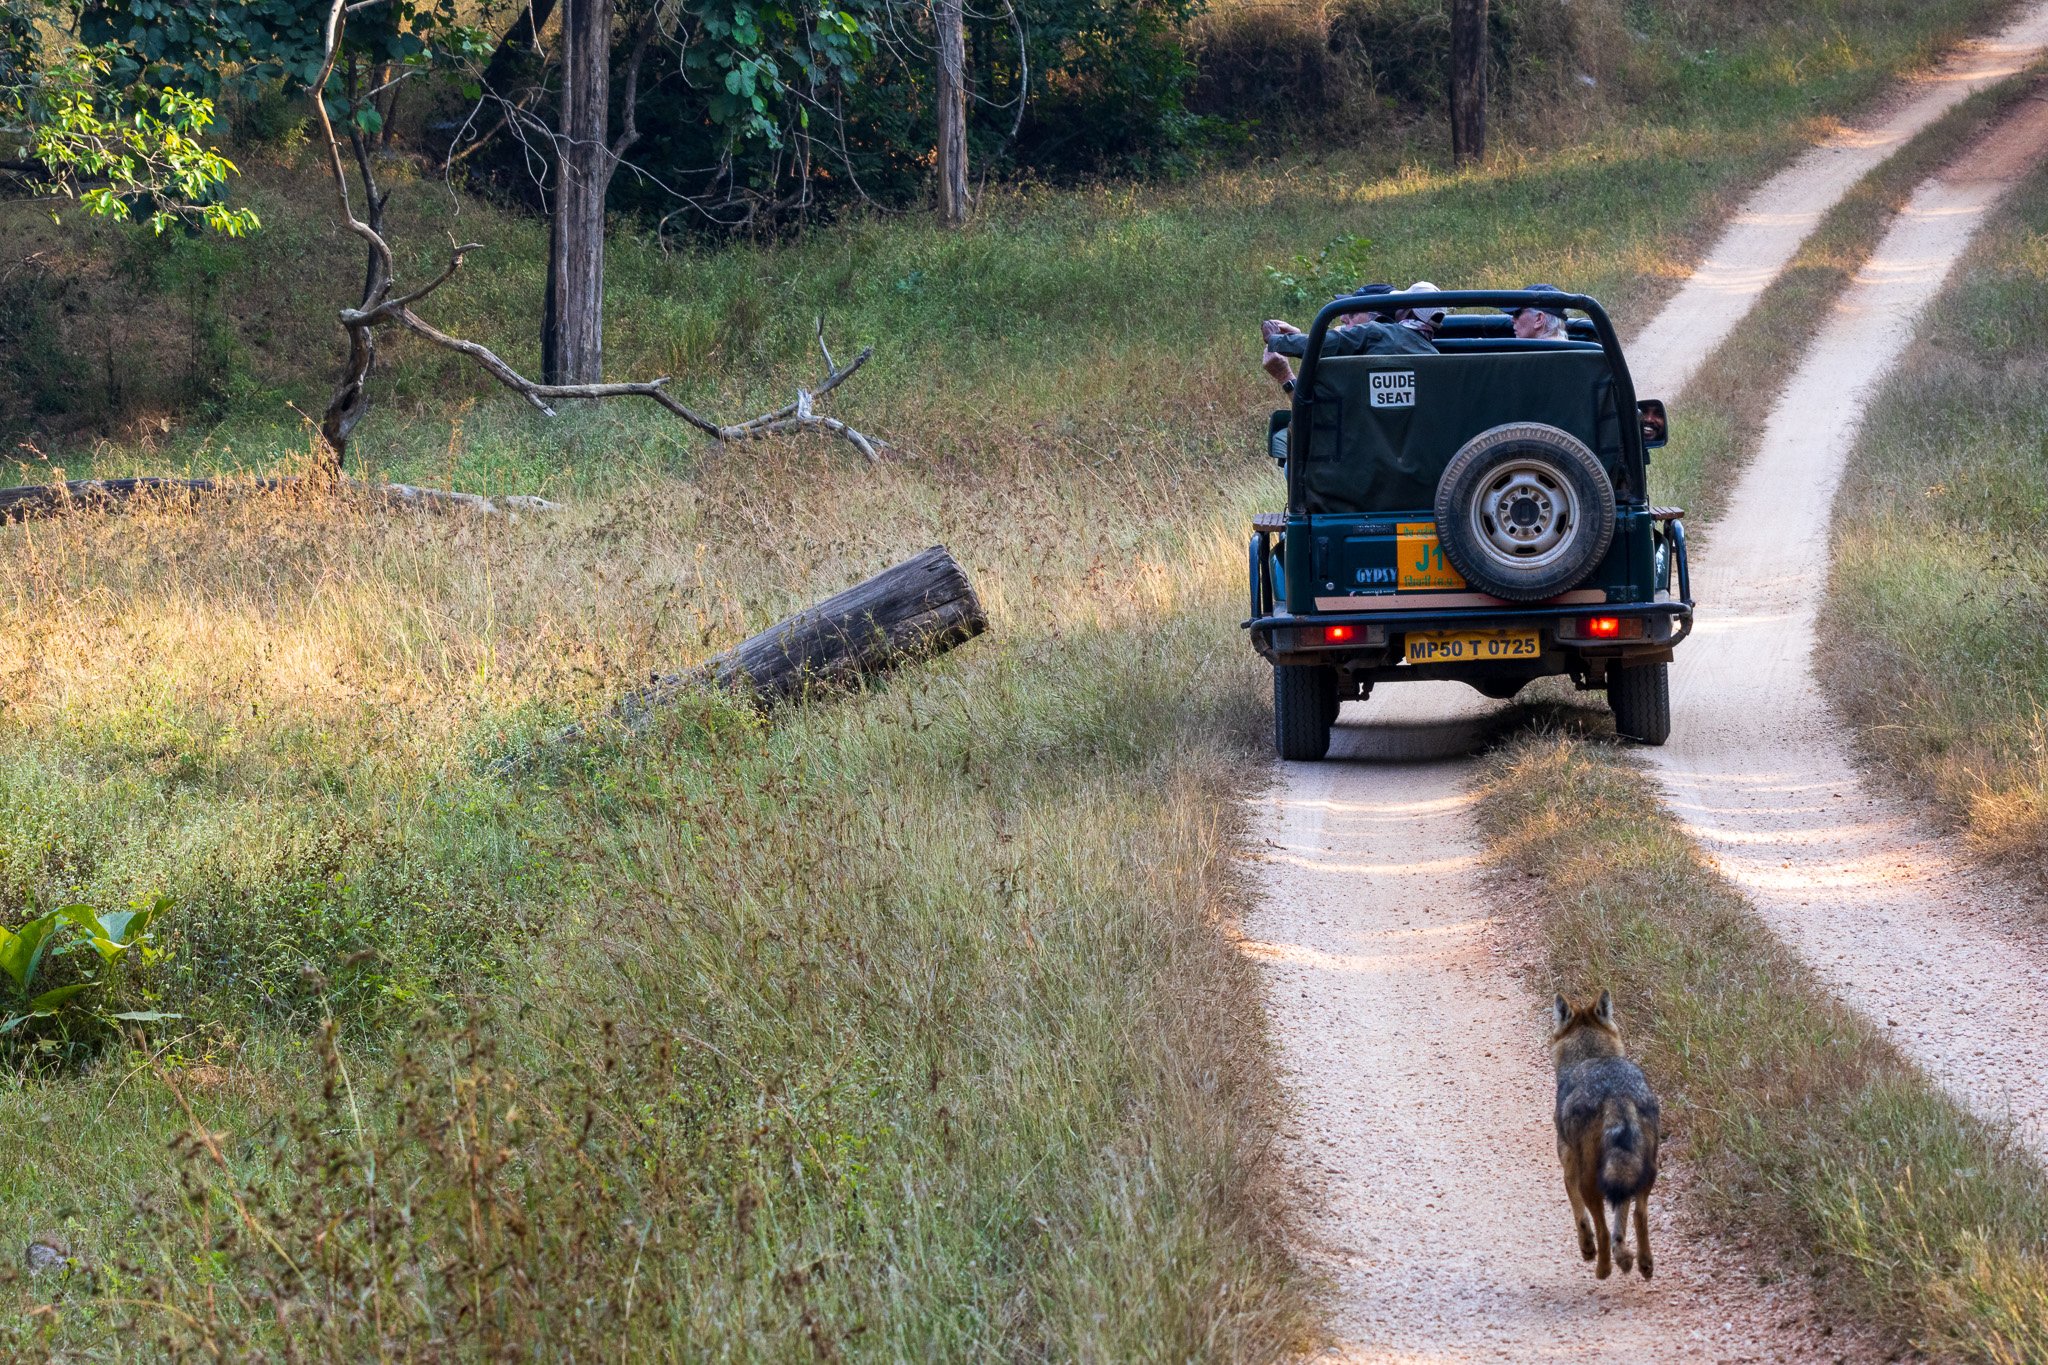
[1404,629,1541,664]
[1396,523,1466,591]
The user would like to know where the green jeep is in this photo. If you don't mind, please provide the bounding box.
[1246,288,1693,760]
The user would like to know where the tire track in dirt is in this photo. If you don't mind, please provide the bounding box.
[1649,95,2048,1159]
[1246,694,1855,1361]
[1625,1,2048,400]
[1241,13,2048,1361]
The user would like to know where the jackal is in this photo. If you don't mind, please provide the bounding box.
[1552,990,1660,1280]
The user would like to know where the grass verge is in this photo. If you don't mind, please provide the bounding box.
[1821,143,2048,887]
[1477,731,2048,1362]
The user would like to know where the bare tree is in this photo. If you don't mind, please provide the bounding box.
[934,0,969,225]
[311,0,887,478]
[1449,0,1486,164]
[542,0,610,383]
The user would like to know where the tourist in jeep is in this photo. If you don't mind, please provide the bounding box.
[1504,283,1570,339]
[1261,281,1440,392]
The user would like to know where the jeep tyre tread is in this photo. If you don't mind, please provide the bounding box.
[1274,664,1337,760]
[1609,661,1671,745]
[1434,422,1617,602]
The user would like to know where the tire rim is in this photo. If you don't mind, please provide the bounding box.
[1468,457,1580,570]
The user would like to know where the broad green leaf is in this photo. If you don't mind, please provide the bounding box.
[109,1011,181,1023]
[0,915,61,993]
[28,983,91,1012]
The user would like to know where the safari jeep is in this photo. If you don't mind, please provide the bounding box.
[1246,288,1693,760]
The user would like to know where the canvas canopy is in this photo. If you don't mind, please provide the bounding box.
[1299,349,1628,514]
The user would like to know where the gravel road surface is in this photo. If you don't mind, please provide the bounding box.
[1243,14,2048,1358]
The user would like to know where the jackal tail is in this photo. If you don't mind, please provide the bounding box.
[1598,1100,1651,1206]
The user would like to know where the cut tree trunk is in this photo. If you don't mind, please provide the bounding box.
[527,545,987,761]
[543,0,613,385]
[1449,0,1487,164]
[935,0,970,226]
[624,543,985,718]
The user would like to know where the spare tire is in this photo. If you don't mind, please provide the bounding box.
[1433,423,1616,602]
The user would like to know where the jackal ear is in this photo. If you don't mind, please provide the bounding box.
[1554,994,1570,1027]
[1596,990,1614,1024]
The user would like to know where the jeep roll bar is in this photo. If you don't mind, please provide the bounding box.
[1285,289,1646,516]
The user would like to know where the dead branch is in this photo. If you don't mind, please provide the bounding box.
[311,0,889,465]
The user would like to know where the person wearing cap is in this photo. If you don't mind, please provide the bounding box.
[1394,279,1450,339]
[1504,283,1569,340]
[1260,281,1438,393]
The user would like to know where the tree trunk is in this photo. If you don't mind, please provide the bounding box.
[525,546,985,760]
[935,0,970,226]
[1449,0,1487,164]
[543,0,613,385]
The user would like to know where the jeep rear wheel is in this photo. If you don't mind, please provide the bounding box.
[1609,661,1671,745]
[1434,423,1617,602]
[1274,664,1337,761]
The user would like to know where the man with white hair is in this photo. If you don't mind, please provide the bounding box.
[1260,280,1443,394]
[1503,282,1570,340]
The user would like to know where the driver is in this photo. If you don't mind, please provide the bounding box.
[1261,280,1442,393]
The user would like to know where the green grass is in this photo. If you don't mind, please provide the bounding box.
[0,0,2026,1354]
[1478,732,2048,1362]
[1822,145,2048,887]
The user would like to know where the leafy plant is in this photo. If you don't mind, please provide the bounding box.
[3,46,259,235]
[0,894,176,1041]
[1266,232,1377,307]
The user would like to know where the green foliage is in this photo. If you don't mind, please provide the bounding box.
[1265,232,1378,307]
[609,0,1214,229]
[78,0,484,105]
[3,45,258,235]
[0,894,175,1056]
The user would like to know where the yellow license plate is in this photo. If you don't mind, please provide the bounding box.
[1396,522,1466,590]
[1404,629,1541,664]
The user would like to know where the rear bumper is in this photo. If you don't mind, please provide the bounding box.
[1243,512,1695,674]
[1245,598,1693,668]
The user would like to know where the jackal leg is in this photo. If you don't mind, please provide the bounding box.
[1586,1173,1612,1278]
[1633,1194,1653,1279]
[1610,1200,1634,1274]
[1561,1146,1596,1261]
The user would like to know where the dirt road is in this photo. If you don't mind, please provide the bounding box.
[1650,96,2048,1158]
[1243,15,2048,1360]
[1246,693,1849,1360]
[1624,2,2048,399]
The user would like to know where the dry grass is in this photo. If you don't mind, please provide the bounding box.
[1477,732,2048,1362]
[0,438,1309,1358]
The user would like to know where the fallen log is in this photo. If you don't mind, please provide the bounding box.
[520,544,986,765]
[622,543,986,721]
[0,476,288,523]
[0,476,562,524]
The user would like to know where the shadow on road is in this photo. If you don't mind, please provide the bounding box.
[1317,679,1614,765]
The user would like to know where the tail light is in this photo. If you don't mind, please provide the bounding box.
[1564,615,1644,641]
[1324,625,1354,644]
